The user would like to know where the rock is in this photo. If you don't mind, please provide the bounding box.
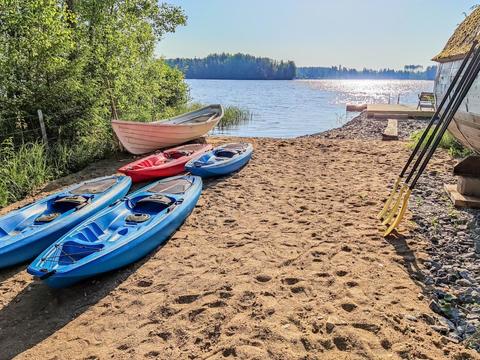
[326,321,335,334]
[457,278,472,287]
[438,317,455,330]
[431,325,449,335]
[405,315,418,322]
[429,301,443,315]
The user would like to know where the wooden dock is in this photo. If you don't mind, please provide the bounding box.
[366,104,434,119]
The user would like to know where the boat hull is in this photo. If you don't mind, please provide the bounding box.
[112,105,223,155]
[185,143,253,177]
[0,176,131,268]
[28,176,202,288]
[434,60,480,152]
[118,144,212,182]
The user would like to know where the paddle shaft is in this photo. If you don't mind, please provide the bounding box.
[404,43,480,185]
[410,44,480,189]
[399,41,477,178]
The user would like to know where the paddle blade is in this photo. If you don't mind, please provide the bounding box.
[377,177,401,220]
[383,188,412,237]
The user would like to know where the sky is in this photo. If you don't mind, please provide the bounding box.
[157,0,478,70]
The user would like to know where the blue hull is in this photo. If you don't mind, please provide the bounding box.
[185,143,253,178]
[28,175,202,288]
[0,176,131,269]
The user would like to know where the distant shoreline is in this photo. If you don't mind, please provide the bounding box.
[184,78,434,81]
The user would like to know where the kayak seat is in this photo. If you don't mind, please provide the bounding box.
[166,150,193,159]
[58,241,104,265]
[53,195,89,212]
[131,194,174,215]
[214,150,237,158]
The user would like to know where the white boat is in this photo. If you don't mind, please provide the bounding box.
[112,105,224,155]
[433,8,480,153]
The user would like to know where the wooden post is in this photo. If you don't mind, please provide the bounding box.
[37,109,48,147]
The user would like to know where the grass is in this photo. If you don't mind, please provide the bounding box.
[409,129,473,158]
[0,137,113,207]
[0,140,51,207]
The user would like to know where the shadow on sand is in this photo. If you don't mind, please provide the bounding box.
[0,237,174,359]
[385,231,427,291]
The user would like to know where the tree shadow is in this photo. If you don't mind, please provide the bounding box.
[385,231,427,291]
[0,240,168,359]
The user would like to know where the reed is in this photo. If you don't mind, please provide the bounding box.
[219,105,251,129]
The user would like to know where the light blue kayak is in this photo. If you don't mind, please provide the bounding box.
[0,175,131,269]
[185,143,253,177]
[28,175,202,288]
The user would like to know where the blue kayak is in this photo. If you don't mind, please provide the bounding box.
[185,143,253,177]
[28,175,202,288]
[0,175,131,269]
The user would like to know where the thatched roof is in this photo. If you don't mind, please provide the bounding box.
[433,7,480,63]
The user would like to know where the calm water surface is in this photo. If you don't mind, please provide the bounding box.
[187,79,434,138]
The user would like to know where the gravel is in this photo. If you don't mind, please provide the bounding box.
[306,111,430,140]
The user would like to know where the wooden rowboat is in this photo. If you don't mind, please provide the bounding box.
[112,105,224,155]
[432,8,480,153]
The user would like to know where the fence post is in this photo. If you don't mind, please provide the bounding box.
[37,109,48,148]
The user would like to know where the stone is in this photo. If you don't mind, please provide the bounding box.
[431,325,449,335]
[457,278,472,287]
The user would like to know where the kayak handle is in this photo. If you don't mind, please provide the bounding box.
[39,269,57,280]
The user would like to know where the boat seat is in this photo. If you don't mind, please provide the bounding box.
[166,150,193,159]
[53,195,89,211]
[136,194,173,206]
[215,149,238,158]
[35,212,61,223]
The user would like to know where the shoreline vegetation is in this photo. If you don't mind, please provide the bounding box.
[297,65,437,80]
[166,53,297,80]
[167,53,437,80]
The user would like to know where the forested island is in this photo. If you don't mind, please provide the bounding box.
[166,53,297,80]
[167,54,437,81]
[296,65,437,80]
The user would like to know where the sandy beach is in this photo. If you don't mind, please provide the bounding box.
[0,134,478,359]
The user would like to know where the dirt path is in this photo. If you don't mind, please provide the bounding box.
[0,137,476,359]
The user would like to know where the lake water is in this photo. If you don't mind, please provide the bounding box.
[186,79,434,138]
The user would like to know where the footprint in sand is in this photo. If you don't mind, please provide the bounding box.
[175,294,200,304]
[136,279,153,288]
[282,277,301,285]
[256,274,272,282]
[341,303,357,312]
[336,270,348,277]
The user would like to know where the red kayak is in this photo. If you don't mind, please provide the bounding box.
[118,144,212,182]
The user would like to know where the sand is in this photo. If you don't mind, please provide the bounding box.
[0,136,477,359]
